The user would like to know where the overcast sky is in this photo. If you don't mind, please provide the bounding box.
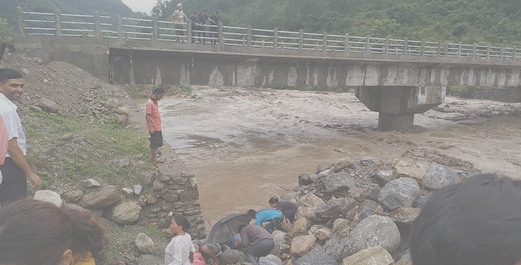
[121,0,156,14]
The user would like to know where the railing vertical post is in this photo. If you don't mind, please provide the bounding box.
[499,46,504,60]
[486,44,491,61]
[187,22,192,44]
[246,25,252,47]
[323,31,328,53]
[218,22,224,50]
[513,47,517,60]
[273,27,278,49]
[299,30,303,51]
[437,41,441,57]
[457,42,462,58]
[384,36,389,55]
[421,39,426,57]
[403,38,408,55]
[152,18,158,41]
[344,33,350,54]
[444,41,449,56]
[17,7,26,36]
[472,43,477,59]
[117,14,123,39]
[94,12,101,38]
[365,35,371,54]
[55,10,62,37]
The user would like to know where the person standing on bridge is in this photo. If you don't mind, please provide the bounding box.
[145,88,166,164]
[197,10,209,44]
[0,68,41,206]
[172,3,189,43]
[209,11,220,45]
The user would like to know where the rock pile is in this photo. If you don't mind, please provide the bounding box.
[260,157,467,265]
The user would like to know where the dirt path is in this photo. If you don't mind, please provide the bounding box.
[144,87,521,223]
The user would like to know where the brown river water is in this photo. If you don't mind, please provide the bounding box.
[140,87,521,224]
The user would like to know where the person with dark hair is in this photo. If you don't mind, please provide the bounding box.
[145,87,166,164]
[268,196,298,223]
[0,68,41,206]
[248,208,283,233]
[208,11,220,45]
[0,198,107,265]
[165,215,196,265]
[197,10,209,44]
[235,224,274,265]
[192,239,221,265]
[190,12,202,44]
[410,174,521,265]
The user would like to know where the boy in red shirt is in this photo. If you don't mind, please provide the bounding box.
[145,88,165,163]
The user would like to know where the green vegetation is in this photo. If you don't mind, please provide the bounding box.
[0,17,14,42]
[447,86,471,97]
[152,0,521,47]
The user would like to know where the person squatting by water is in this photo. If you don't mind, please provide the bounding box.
[248,208,283,234]
[410,173,521,265]
[0,68,41,206]
[268,196,298,223]
[165,215,195,265]
[146,88,166,164]
[235,224,274,265]
[0,198,107,265]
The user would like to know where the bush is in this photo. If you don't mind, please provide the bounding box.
[0,17,13,43]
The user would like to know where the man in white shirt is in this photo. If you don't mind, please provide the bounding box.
[172,3,189,43]
[0,68,40,206]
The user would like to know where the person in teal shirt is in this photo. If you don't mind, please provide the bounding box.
[247,209,283,233]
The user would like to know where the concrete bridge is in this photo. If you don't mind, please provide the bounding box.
[12,8,521,129]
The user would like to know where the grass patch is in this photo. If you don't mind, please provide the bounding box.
[63,158,112,179]
[447,86,471,97]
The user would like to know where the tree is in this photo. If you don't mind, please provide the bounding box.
[0,17,14,43]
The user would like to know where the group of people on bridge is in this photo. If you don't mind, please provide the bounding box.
[171,3,220,45]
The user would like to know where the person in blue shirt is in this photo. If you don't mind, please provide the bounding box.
[247,208,283,233]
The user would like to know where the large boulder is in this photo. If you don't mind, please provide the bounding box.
[319,172,357,194]
[272,230,290,253]
[331,218,350,238]
[295,245,337,265]
[331,157,355,173]
[309,225,331,241]
[357,200,379,220]
[315,161,335,174]
[295,193,324,221]
[78,185,122,209]
[217,250,247,264]
[33,190,63,207]
[135,233,154,254]
[392,163,425,188]
[290,235,317,258]
[259,255,283,265]
[292,218,313,236]
[340,215,401,259]
[315,197,357,218]
[424,163,460,190]
[378,178,421,211]
[39,98,59,113]
[109,201,142,224]
[341,246,394,265]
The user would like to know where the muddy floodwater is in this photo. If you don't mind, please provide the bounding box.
[140,87,521,223]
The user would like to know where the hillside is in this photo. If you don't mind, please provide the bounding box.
[1,0,136,32]
[153,0,521,46]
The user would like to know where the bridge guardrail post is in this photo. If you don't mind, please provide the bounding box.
[472,43,477,59]
[499,46,504,60]
[117,14,123,39]
[247,25,252,47]
[218,22,224,51]
[437,41,441,57]
[94,12,101,38]
[513,47,517,60]
[457,42,462,58]
[17,7,26,36]
[365,35,370,54]
[486,44,491,61]
[444,41,449,57]
[55,10,62,37]
[404,38,408,55]
[384,36,389,55]
[344,33,350,55]
[188,21,192,44]
[152,18,158,41]
[421,40,425,57]
[299,30,303,51]
[323,31,328,53]
[273,27,278,49]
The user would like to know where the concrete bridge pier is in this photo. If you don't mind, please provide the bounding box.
[355,86,445,130]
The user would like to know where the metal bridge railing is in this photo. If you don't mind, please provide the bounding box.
[16,7,521,62]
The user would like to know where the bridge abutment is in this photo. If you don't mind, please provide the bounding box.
[356,86,445,130]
